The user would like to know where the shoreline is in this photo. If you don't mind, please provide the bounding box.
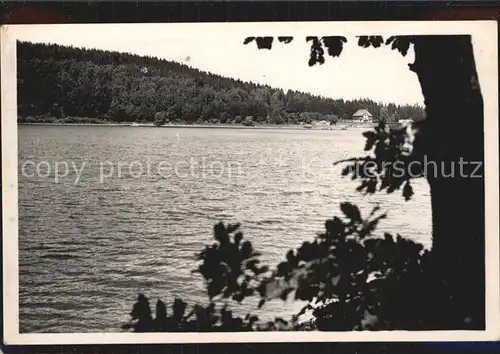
[18,122,378,130]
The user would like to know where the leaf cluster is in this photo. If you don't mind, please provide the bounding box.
[244,35,415,66]
[123,202,431,331]
[335,122,424,201]
[194,222,268,302]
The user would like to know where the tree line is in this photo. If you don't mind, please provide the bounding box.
[17,41,425,125]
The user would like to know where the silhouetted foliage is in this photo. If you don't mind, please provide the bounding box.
[278,37,294,44]
[194,222,267,301]
[240,34,486,329]
[244,37,274,49]
[122,223,305,332]
[244,35,416,66]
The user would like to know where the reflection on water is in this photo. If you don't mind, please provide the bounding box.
[18,126,431,332]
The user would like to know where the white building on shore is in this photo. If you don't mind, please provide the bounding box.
[352,109,373,122]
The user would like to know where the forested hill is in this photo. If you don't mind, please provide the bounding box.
[17,41,425,125]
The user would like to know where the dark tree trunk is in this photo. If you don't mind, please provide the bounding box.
[410,36,485,329]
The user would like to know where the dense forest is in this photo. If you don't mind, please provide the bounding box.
[17,41,425,125]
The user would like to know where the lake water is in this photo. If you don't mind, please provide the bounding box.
[18,126,432,333]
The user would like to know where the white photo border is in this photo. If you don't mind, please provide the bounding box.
[2,20,499,344]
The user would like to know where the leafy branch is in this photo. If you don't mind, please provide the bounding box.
[122,202,431,332]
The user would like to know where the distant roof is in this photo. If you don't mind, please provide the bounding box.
[352,109,373,117]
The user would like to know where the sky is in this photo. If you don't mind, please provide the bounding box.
[9,22,490,106]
